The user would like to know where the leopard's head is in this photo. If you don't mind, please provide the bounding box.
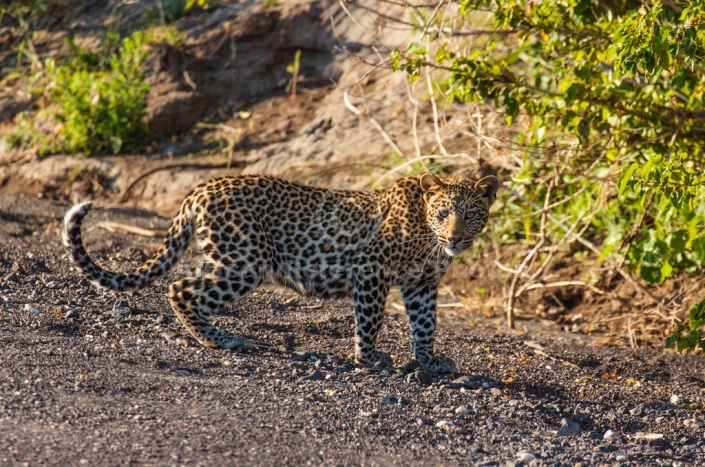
[420,174,499,257]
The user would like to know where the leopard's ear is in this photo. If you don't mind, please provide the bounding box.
[474,175,499,207]
[420,173,444,194]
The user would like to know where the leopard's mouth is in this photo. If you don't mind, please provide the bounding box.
[442,240,472,257]
[443,246,462,257]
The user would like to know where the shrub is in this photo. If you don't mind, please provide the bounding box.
[391,1,705,286]
[6,32,150,156]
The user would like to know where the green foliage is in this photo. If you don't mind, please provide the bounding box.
[286,49,302,98]
[392,0,705,285]
[666,299,705,353]
[7,32,150,156]
[50,33,150,155]
[0,0,72,17]
[160,0,208,22]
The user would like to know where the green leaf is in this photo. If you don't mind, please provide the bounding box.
[677,338,693,353]
[639,265,662,284]
[619,163,639,196]
[665,334,678,349]
[660,260,673,280]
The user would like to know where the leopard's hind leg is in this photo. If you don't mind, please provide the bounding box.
[169,247,272,349]
[168,270,262,349]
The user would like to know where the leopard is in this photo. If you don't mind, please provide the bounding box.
[62,173,499,373]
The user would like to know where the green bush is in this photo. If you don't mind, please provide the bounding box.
[666,299,705,353]
[49,32,150,155]
[6,31,150,156]
[391,0,705,286]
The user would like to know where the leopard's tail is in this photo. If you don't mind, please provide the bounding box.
[62,200,194,292]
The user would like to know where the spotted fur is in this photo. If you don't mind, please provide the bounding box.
[63,174,499,372]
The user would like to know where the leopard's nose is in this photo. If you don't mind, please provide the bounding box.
[448,236,462,245]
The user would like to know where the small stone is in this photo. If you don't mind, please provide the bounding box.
[65,309,80,319]
[490,387,502,396]
[292,351,309,362]
[598,444,618,453]
[684,418,703,428]
[587,431,602,440]
[4,272,17,282]
[670,395,680,404]
[300,370,324,382]
[630,404,645,416]
[450,375,480,389]
[515,451,536,463]
[359,410,378,418]
[455,405,468,415]
[383,394,409,405]
[603,429,614,439]
[635,432,664,441]
[556,418,581,437]
[614,450,628,461]
[406,369,433,385]
[435,420,457,432]
[635,432,671,449]
[416,417,433,426]
[508,399,520,406]
[24,304,40,315]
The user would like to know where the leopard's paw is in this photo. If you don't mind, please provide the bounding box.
[419,354,456,373]
[356,350,393,369]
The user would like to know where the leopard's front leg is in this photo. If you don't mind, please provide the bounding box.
[401,281,456,373]
[352,268,391,368]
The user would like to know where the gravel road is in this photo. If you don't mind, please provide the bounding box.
[1,195,704,466]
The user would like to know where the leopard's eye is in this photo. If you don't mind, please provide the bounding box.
[464,206,477,218]
[439,209,450,219]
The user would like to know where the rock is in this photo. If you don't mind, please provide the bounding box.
[490,387,503,396]
[406,370,433,385]
[508,399,520,406]
[670,395,680,404]
[24,304,40,315]
[515,451,536,463]
[292,351,310,362]
[477,461,498,466]
[455,405,469,415]
[556,418,581,437]
[416,417,433,426]
[614,450,628,461]
[630,404,645,416]
[300,370,324,382]
[435,420,457,432]
[359,410,378,418]
[450,375,480,389]
[383,394,409,406]
[603,429,614,439]
[635,432,672,449]
[4,272,17,282]
[65,309,80,319]
[598,444,618,453]
[587,431,602,440]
